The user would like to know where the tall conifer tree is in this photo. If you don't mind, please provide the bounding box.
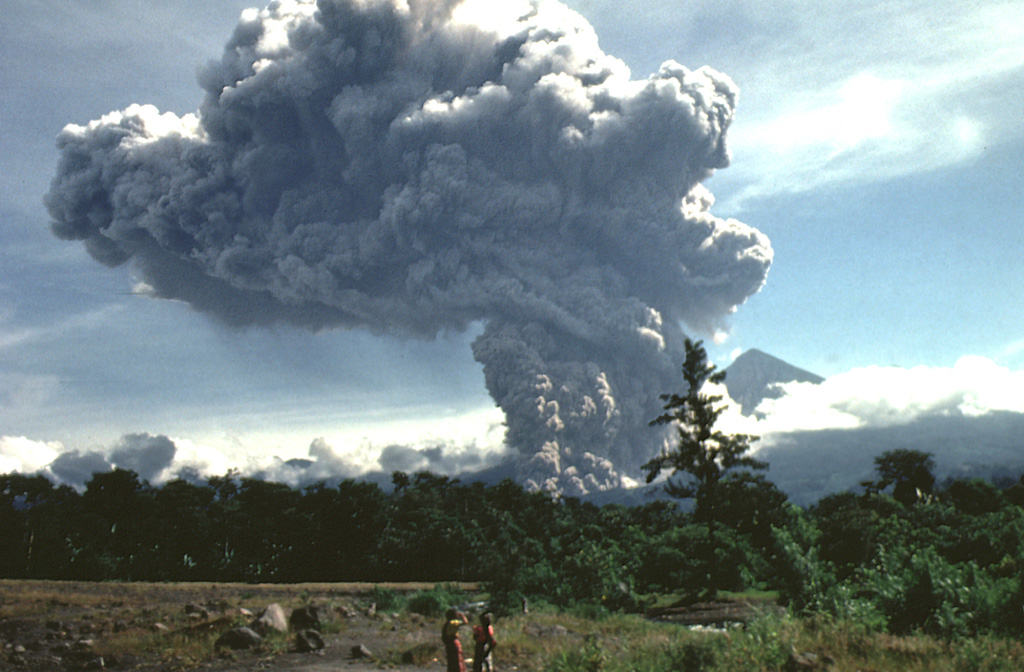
[643,338,766,547]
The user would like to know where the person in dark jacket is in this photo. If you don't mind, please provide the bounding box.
[441,608,468,672]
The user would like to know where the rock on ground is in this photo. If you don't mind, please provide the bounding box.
[290,605,320,630]
[254,604,288,635]
[294,629,325,652]
[216,627,263,650]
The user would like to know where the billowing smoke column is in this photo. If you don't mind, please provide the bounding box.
[45,0,772,494]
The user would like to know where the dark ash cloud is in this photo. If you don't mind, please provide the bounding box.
[45,0,772,494]
[48,450,112,487]
[109,432,177,482]
[378,442,488,474]
[42,432,178,487]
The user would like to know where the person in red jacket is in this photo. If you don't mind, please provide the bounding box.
[472,613,496,672]
[441,608,468,672]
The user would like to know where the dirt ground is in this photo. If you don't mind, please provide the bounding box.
[0,580,766,671]
[0,581,479,672]
[197,614,449,672]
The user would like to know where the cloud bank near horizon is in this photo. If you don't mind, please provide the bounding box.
[719,355,1024,440]
[0,431,509,489]
[716,356,1024,502]
[5,356,1024,493]
[43,0,772,494]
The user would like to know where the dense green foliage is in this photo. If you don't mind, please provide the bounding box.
[769,448,1024,638]
[3,452,1024,638]
[861,448,937,506]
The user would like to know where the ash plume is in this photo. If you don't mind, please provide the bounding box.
[45,0,772,494]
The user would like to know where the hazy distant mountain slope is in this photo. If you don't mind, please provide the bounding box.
[759,411,1024,505]
[577,350,1024,506]
[584,411,1024,507]
[724,349,825,415]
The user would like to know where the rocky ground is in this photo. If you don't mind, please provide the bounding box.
[0,580,775,672]
[0,581,466,672]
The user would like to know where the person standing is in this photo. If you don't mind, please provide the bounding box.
[441,608,468,672]
[472,613,497,672]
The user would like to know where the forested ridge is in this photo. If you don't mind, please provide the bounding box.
[4,459,1024,638]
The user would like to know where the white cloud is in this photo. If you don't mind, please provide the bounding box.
[721,71,996,210]
[279,405,508,464]
[0,400,510,487]
[716,356,1024,446]
[689,0,1024,210]
[0,436,62,474]
[756,73,905,158]
[451,0,534,35]
[709,353,1024,503]
[168,437,233,478]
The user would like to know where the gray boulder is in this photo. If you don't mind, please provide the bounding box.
[253,604,288,634]
[184,603,210,620]
[524,623,568,638]
[294,629,325,652]
[215,627,262,650]
[290,605,320,630]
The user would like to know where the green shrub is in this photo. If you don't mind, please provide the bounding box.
[547,636,605,672]
[722,609,795,671]
[770,513,837,611]
[953,636,1024,672]
[407,584,464,617]
[567,601,610,621]
[665,639,720,672]
[813,584,887,632]
[851,546,1017,638]
[371,585,405,611]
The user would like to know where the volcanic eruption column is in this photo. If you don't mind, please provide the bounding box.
[45,0,772,494]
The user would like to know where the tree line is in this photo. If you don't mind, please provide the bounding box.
[3,339,1024,637]
[3,455,1024,634]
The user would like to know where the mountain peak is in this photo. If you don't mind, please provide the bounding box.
[723,349,824,415]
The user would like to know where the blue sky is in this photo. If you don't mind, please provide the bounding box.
[2,0,1023,485]
[573,0,1024,376]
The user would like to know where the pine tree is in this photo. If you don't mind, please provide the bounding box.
[642,338,766,547]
